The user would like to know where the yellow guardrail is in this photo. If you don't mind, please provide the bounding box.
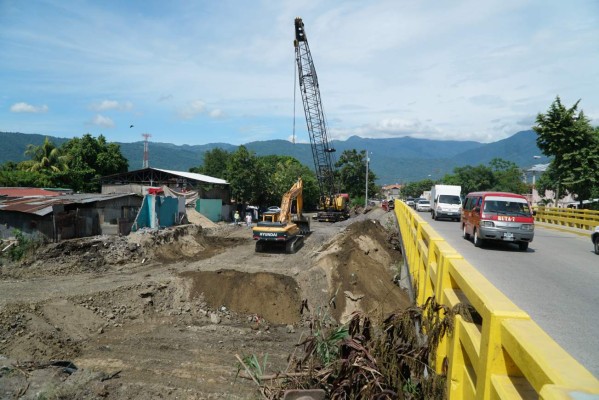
[535,206,599,231]
[393,200,599,400]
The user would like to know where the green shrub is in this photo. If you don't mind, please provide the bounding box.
[7,229,34,261]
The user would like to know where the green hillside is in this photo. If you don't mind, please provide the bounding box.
[0,130,546,184]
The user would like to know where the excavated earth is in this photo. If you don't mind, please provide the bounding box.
[0,207,410,399]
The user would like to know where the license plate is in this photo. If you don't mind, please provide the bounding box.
[503,232,514,241]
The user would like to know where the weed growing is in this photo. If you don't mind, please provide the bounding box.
[239,296,472,399]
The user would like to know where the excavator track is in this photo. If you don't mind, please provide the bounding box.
[285,235,304,253]
[255,235,304,254]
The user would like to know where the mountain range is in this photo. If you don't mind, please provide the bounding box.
[0,130,548,184]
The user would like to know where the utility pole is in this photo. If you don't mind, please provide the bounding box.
[365,150,370,208]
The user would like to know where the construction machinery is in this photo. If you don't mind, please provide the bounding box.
[294,17,350,222]
[252,178,310,253]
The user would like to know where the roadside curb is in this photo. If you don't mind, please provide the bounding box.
[535,221,591,237]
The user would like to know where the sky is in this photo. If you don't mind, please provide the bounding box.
[1,0,598,146]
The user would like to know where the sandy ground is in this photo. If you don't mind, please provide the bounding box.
[0,207,409,399]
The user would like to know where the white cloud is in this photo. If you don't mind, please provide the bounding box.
[90,114,115,128]
[334,118,441,140]
[90,100,133,111]
[10,102,48,113]
[209,109,223,118]
[287,134,308,144]
[178,100,206,120]
[177,101,224,120]
[2,1,598,145]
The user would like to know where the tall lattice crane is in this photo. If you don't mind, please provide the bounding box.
[294,17,349,222]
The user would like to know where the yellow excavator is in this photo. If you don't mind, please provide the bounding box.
[252,177,310,253]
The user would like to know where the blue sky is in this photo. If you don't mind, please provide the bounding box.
[1,0,598,146]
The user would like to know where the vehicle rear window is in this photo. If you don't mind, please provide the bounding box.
[438,195,461,205]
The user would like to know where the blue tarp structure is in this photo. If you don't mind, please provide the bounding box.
[132,194,184,231]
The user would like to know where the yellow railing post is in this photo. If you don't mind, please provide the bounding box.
[393,201,599,399]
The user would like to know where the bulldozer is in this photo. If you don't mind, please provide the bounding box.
[252,178,310,253]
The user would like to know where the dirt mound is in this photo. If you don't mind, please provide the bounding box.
[1,225,247,279]
[180,270,302,325]
[314,219,410,323]
[185,208,218,228]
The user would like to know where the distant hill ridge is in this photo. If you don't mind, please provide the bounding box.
[0,130,547,184]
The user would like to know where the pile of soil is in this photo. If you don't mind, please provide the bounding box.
[314,218,410,323]
[0,208,409,399]
[181,270,302,325]
[185,208,218,229]
[0,225,239,279]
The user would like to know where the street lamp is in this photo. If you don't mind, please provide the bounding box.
[531,156,541,205]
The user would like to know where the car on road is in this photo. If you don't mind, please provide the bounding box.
[461,192,535,251]
[267,206,281,213]
[592,226,599,255]
[388,199,395,210]
[415,199,431,212]
[461,191,534,251]
[405,197,415,208]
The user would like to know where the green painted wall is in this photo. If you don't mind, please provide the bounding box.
[196,199,222,222]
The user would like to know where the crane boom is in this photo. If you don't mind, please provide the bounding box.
[294,17,349,222]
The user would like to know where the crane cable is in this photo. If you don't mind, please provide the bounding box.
[292,54,297,145]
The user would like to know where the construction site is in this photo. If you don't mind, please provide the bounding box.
[0,207,417,399]
[0,17,429,399]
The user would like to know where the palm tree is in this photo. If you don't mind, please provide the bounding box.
[22,137,69,172]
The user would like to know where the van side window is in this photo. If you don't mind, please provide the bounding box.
[476,197,483,208]
[465,197,473,210]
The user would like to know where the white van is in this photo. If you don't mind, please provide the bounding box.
[431,185,462,221]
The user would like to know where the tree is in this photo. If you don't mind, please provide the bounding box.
[442,164,495,194]
[0,168,53,188]
[225,146,261,204]
[255,155,293,206]
[489,158,529,193]
[60,134,129,192]
[268,157,319,211]
[190,148,230,179]
[533,97,599,205]
[21,137,69,173]
[335,149,377,200]
[400,179,435,198]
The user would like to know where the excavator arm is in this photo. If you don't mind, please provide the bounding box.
[278,178,303,224]
[252,177,309,254]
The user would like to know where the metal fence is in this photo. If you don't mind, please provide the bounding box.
[535,207,599,231]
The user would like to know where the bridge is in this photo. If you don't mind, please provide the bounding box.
[393,200,599,399]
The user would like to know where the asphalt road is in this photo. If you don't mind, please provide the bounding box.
[419,211,599,378]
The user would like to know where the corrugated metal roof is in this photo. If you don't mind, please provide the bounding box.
[0,193,139,216]
[153,168,228,185]
[0,187,62,197]
[0,198,57,216]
